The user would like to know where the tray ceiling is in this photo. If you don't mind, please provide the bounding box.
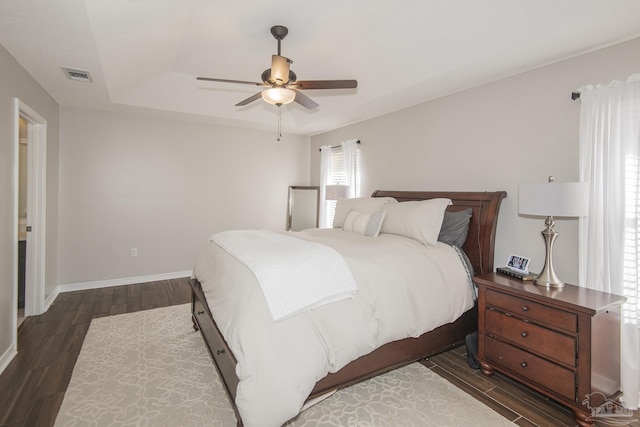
[1,0,640,136]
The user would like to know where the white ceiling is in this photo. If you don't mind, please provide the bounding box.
[2,1,640,136]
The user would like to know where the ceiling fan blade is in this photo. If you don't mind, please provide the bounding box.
[289,80,358,90]
[197,77,264,86]
[235,92,264,106]
[270,55,291,84]
[293,90,319,109]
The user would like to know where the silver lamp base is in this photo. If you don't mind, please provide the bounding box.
[535,216,565,288]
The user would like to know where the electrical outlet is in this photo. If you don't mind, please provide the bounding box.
[130,248,137,257]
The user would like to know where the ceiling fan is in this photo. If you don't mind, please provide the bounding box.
[197,25,358,110]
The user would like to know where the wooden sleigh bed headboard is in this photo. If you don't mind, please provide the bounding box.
[371,190,507,276]
[190,189,507,425]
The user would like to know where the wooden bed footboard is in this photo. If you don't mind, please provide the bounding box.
[191,189,506,425]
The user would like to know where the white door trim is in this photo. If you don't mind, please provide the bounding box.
[14,99,47,319]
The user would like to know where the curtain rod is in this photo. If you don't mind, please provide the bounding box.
[318,140,360,152]
[572,91,581,100]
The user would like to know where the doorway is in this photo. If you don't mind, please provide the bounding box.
[17,118,27,327]
[14,99,47,334]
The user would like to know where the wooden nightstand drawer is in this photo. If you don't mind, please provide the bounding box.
[484,336,576,401]
[486,288,577,333]
[485,309,576,367]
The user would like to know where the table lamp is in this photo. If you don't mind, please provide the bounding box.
[518,176,589,287]
[325,184,349,201]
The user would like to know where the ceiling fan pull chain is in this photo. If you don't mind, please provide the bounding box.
[277,105,282,141]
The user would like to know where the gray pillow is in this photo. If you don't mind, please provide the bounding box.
[438,208,473,247]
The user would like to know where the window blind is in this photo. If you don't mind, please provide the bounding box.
[326,145,360,226]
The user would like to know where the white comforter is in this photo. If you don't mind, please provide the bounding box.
[192,228,475,427]
[211,230,358,320]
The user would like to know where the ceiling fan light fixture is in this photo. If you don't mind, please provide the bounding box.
[262,87,296,105]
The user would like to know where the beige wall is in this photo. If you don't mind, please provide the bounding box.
[57,108,310,285]
[311,37,640,285]
[0,44,59,367]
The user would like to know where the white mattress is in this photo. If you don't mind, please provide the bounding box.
[192,228,475,427]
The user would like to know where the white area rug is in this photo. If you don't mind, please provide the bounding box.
[56,304,516,427]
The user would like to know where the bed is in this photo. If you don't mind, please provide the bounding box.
[190,190,506,426]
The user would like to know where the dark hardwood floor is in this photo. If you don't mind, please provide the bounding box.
[0,278,191,427]
[1,278,637,427]
[425,349,633,427]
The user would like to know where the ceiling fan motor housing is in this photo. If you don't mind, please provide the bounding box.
[261,69,297,85]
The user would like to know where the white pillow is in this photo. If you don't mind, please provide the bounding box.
[343,210,386,237]
[381,198,452,245]
[333,197,397,228]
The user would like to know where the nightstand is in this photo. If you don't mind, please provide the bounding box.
[475,273,626,427]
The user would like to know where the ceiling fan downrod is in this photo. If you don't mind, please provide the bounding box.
[270,25,288,56]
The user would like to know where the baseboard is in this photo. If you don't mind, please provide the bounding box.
[55,270,193,295]
[0,342,17,377]
[44,289,59,312]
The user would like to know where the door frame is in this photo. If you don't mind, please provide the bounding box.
[14,99,47,323]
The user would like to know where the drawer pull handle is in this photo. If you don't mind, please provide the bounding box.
[521,306,529,312]
[216,349,226,356]
[197,310,205,315]
[521,332,528,338]
[520,361,528,368]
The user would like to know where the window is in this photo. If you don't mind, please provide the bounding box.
[319,140,360,228]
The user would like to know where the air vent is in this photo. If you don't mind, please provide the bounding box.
[61,67,92,82]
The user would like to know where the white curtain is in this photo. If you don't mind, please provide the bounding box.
[342,139,360,198]
[578,73,640,409]
[319,145,332,228]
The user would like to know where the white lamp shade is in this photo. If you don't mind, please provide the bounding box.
[519,182,589,217]
[325,184,349,200]
[261,87,296,105]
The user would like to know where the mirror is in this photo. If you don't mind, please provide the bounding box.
[287,186,320,231]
